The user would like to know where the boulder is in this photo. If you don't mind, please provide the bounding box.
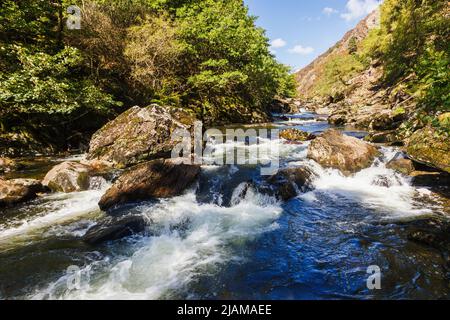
[280,129,316,142]
[0,157,17,174]
[410,171,450,187]
[98,159,201,211]
[0,178,46,207]
[364,130,401,145]
[43,161,92,193]
[407,126,450,174]
[328,110,348,126]
[369,111,401,131]
[83,215,147,245]
[386,158,415,175]
[307,129,380,175]
[269,98,292,114]
[87,105,196,168]
[267,166,316,201]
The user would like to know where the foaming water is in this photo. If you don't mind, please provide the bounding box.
[0,186,108,249]
[298,148,433,219]
[1,115,449,300]
[32,189,282,300]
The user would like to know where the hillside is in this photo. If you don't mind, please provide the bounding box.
[295,9,380,98]
[294,0,449,174]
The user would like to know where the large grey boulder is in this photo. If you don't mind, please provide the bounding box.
[42,161,92,193]
[307,129,380,175]
[87,105,196,168]
[98,159,201,211]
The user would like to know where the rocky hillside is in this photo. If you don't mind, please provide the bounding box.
[295,9,380,99]
[295,7,416,141]
[295,0,449,175]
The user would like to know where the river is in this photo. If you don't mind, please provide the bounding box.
[0,112,449,299]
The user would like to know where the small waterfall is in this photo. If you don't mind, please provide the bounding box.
[296,147,433,218]
[32,189,282,300]
[0,187,108,247]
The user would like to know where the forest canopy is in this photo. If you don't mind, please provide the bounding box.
[0,0,295,154]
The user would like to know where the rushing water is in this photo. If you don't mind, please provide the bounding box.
[0,113,449,300]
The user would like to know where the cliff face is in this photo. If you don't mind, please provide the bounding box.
[295,9,380,99]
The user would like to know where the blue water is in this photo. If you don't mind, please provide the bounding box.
[0,115,449,300]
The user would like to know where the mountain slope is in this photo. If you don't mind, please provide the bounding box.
[294,0,449,175]
[295,9,380,99]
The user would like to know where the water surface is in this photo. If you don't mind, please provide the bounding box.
[0,114,449,300]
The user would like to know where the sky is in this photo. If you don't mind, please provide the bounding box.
[244,0,382,72]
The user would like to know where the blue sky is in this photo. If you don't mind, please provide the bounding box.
[244,0,382,71]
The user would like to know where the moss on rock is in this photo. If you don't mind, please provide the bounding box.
[407,126,450,174]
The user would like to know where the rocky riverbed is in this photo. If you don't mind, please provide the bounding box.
[0,107,449,300]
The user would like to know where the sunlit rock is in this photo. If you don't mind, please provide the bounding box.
[0,178,46,207]
[407,126,450,174]
[87,104,196,168]
[307,129,380,175]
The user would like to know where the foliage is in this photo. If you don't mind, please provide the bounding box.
[67,0,295,124]
[124,14,182,103]
[365,0,450,134]
[0,46,117,117]
[309,53,365,99]
[375,0,449,85]
[0,0,121,152]
[348,37,358,55]
[0,0,294,153]
[172,0,295,123]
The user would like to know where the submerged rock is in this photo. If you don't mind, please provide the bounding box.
[83,215,147,245]
[43,161,92,193]
[407,218,450,253]
[87,104,196,168]
[230,181,252,206]
[0,178,46,207]
[267,166,316,201]
[407,127,450,174]
[280,129,316,142]
[307,129,380,175]
[98,159,201,211]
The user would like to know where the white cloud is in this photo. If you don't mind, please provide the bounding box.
[340,0,381,21]
[323,7,338,16]
[270,38,287,49]
[288,45,314,55]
